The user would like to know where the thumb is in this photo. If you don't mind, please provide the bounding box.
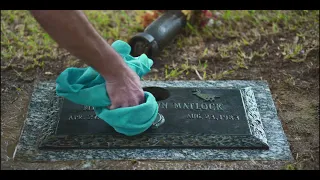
[109,104,117,110]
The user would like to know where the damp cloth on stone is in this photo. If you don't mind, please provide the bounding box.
[55,40,159,136]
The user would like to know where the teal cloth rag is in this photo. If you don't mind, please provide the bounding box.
[55,40,159,136]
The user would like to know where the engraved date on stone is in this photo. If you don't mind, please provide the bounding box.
[68,114,100,120]
[187,114,240,120]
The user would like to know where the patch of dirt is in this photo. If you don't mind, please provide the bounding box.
[1,160,289,170]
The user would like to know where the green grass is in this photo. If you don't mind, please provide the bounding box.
[1,11,58,68]
[284,164,298,170]
[175,10,319,79]
[1,10,319,80]
[1,10,146,71]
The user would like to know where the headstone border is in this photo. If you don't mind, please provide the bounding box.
[13,80,293,162]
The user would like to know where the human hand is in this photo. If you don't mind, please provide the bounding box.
[105,66,145,110]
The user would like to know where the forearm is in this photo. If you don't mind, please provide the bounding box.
[30,10,127,80]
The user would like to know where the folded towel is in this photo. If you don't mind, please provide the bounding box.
[56,40,158,136]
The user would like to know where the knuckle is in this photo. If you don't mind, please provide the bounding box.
[138,92,144,99]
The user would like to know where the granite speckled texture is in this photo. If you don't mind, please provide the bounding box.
[13,80,293,162]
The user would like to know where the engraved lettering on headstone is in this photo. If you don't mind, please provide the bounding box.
[68,115,83,120]
[189,103,195,109]
[77,115,83,120]
[173,102,181,109]
[87,114,100,120]
[209,103,215,110]
[68,114,99,120]
[201,103,208,110]
[187,113,203,119]
[195,103,202,110]
[212,114,218,120]
[186,114,241,121]
[169,102,225,111]
[158,102,168,109]
[216,103,223,110]
[83,105,94,111]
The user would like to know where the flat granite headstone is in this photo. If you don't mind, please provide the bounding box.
[14,81,293,162]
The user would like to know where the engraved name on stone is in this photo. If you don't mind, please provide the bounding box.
[158,102,240,121]
[158,102,223,110]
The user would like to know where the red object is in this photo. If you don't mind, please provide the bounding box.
[200,10,213,27]
[203,10,212,18]
[141,10,216,28]
[141,11,160,28]
[200,20,207,27]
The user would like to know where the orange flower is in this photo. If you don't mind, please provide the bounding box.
[141,11,160,28]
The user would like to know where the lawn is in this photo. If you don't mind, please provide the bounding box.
[1,10,319,170]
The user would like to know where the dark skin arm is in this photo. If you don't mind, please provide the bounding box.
[30,10,144,109]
